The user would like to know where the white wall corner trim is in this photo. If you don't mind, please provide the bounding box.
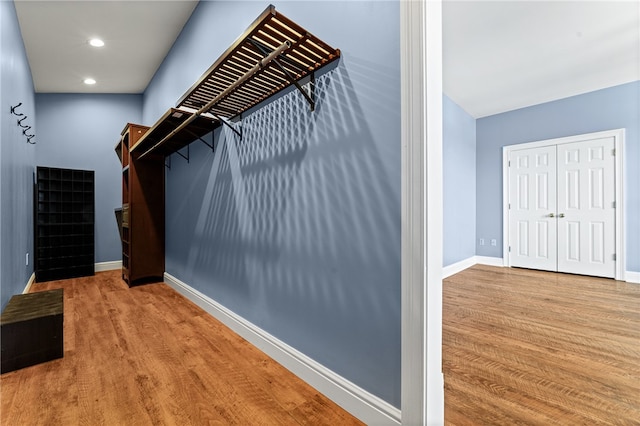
[625,271,640,284]
[95,261,123,272]
[400,0,444,424]
[22,273,36,294]
[163,273,400,426]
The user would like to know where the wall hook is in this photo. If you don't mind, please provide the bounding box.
[10,103,24,116]
[11,102,36,144]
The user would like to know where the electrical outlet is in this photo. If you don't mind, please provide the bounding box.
[491,239,497,246]
[26,253,29,266]
[479,238,485,246]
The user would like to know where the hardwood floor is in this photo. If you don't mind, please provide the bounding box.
[4,266,638,425]
[443,265,640,425]
[0,271,363,426]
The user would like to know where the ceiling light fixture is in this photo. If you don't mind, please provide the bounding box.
[88,38,104,47]
[84,78,96,85]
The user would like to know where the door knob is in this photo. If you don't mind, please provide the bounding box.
[548,213,555,218]
[558,213,565,218]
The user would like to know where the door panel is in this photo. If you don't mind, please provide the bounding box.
[590,222,605,263]
[557,137,615,278]
[565,220,580,261]
[536,221,549,258]
[509,146,557,271]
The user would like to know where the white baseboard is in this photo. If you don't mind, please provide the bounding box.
[475,256,505,267]
[22,272,36,294]
[163,272,401,426]
[443,257,478,278]
[625,271,640,284]
[23,261,120,292]
[95,261,122,272]
[444,256,640,284]
[443,256,504,278]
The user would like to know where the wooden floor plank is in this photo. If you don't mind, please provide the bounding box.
[6,265,636,424]
[1,271,363,426]
[443,265,640,425]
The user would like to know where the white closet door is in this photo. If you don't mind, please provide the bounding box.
[557,137,616,278]
[508,145,557,271]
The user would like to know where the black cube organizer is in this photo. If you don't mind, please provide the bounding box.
[1,289,64,374]
[35,166,95,282]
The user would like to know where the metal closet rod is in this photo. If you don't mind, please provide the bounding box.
[138,40,292,160]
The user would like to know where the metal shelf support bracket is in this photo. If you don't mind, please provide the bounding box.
[249,39,315,111]
[175,144,189,163]
[185,128,214,153]
[213,114,242,140]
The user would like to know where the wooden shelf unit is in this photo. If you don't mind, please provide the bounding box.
[115,124,164,286]
[132,4,340,160]
[114,6,339,286]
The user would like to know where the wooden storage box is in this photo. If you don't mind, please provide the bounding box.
[1,289,63,373]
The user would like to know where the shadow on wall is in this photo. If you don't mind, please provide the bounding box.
[165,59,402,406]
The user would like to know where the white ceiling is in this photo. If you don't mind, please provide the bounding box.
[15,0,198,93]
[14,1,640,117]
[444,0,640,118]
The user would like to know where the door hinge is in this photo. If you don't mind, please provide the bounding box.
[612,148,616,156]
[508,246,511,252]
[613,253,616,261]
[508,160,511,167]
[613,201,616,208]
[508,203,511,209]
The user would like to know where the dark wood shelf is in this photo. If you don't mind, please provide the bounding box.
[131,108,219,157]
[177,4,340,117]
[131,4,340,159]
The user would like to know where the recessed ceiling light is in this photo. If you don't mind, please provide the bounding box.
[89,38,104,47]
[84,78,96,85]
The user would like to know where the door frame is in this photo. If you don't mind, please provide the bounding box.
[401,0,443,424]
[502,128,625,281]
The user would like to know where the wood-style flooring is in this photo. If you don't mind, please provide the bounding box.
[443,265,640,425]
[4,266,638,425]
[0,271,363,426]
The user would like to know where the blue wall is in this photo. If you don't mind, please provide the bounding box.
[476,81,640,272]
[443,95,476,266]
[0,0,36,310]
[35,94,143,264]
[145,1,402,407]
